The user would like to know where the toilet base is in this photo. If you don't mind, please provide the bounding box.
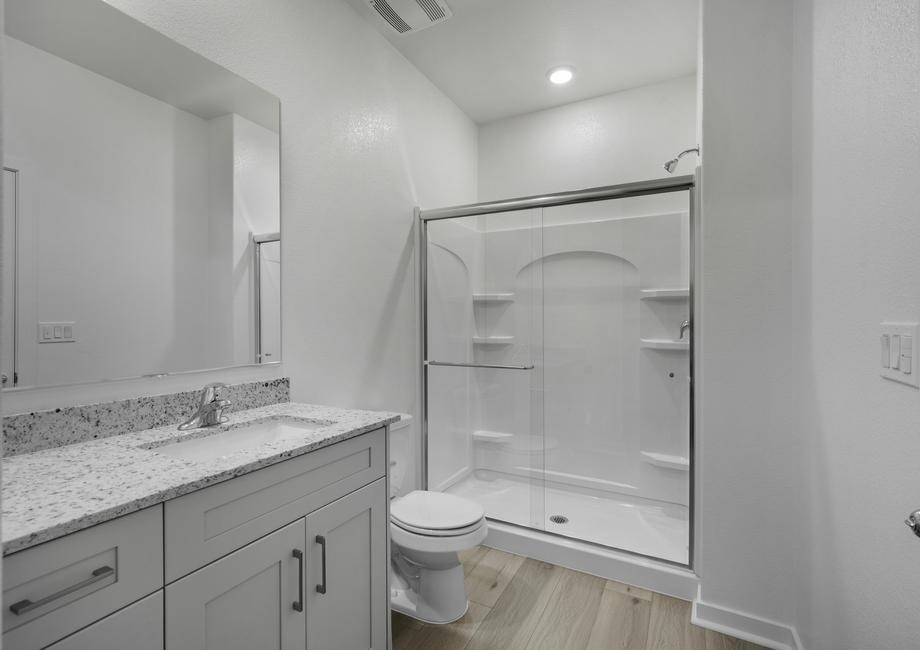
[389,553,470,624]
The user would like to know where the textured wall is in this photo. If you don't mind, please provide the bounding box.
[478,75,697,202]
[796,1,920,648]
[696,0,806,639]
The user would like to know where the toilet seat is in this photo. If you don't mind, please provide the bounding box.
[391,517,484,537]
[390,490,488,554]
[390,517,488,554]
[391,490,485,533]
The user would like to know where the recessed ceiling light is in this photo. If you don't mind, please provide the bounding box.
[547,66,575,85]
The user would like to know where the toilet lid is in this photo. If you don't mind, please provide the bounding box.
[391,491,485,531]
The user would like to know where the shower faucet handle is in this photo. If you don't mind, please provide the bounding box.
[905,510,920,538]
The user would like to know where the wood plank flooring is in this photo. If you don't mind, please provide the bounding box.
[392,547,766,650]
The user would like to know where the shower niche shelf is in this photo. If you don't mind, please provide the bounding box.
[473,336,515,345]
[640,288,689,300]
[472,292,515,302]
[640,451,690,471]
[640,338,689,350]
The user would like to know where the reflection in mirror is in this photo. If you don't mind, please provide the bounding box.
[1,0,282,390]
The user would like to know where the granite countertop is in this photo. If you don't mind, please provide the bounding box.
[2,403,400,555]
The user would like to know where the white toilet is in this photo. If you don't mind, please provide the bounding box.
[389,416,488,624]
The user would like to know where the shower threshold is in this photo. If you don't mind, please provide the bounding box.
[445,470,689,565]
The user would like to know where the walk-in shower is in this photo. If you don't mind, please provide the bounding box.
[419,176,695,569]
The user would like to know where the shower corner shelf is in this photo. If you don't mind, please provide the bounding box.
[473,336,515,345]
[640,338,689,350]
[640,288,689,300]
[640,451,690,471]
[471,430,514,443]
[472,292,515,302]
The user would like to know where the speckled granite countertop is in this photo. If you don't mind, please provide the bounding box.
[2,403,400,556]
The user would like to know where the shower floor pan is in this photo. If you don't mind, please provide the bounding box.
[445,470,689,565]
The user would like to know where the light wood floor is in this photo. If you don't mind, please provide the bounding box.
[392,546,766,650]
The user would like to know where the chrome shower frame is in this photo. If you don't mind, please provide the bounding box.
[417,174,697,569]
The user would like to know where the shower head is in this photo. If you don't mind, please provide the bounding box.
[663,147,700,174]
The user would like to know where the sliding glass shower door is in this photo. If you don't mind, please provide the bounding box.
[422,180,693,566]
[538,193,691,564]
[424,209,546,531]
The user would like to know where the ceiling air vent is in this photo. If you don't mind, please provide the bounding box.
[368,0,452,35]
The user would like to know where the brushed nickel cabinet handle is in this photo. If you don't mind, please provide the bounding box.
[9,565,115,616]
[315,535,327,595]
[292,549,304,612]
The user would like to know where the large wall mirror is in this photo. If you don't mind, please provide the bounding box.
[1,0,282,391]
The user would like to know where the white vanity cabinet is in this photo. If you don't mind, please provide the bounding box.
[2,506,164,650]
[161,425,388,650]
[3,426,390,650]
[165,519,307,650]
[304,479,387,650]
[165,479,387,650]
[44,593,164,650]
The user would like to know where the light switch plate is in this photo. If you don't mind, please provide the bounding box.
[881,322,919,388]
[38,321,76,344]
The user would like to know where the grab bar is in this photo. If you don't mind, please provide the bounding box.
[426,361,535,370]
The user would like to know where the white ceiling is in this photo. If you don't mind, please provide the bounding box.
[343,0,699,123]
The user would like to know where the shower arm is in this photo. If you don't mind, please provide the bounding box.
[664,147,700,174]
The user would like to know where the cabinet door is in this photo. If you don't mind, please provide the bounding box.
[304,478,387,650]
[46,592,163,650]
[165,520,306,650]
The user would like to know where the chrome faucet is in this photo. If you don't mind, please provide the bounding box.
[178,383,231,430]
[679,319,691,340]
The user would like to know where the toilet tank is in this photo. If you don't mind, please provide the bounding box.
[388,414,416,497]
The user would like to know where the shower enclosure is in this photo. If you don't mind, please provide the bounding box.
[420,176,694,567]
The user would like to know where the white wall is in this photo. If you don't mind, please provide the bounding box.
[694,0,807,645]
[4,35,216,387]
[478,75,697,202]
[794,1,920,648]
[98,1,478,435]
[698,3,920,649]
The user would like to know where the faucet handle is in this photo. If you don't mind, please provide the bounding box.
[199,382,228,405]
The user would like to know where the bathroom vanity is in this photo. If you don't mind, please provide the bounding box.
[1,403,398,650]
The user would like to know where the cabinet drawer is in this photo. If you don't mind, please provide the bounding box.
[164,428,385,582]
[2,506,163,650]
[46,591,163,650]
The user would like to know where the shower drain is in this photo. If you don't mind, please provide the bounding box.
[549,515,569,524]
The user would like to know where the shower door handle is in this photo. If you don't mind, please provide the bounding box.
[426,360,535,370]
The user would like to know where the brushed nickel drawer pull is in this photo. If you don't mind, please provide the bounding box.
[9,565,115,616]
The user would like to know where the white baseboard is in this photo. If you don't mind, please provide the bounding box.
[691,587,803,650]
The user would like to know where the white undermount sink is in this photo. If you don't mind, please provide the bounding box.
[149,416,333,462]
